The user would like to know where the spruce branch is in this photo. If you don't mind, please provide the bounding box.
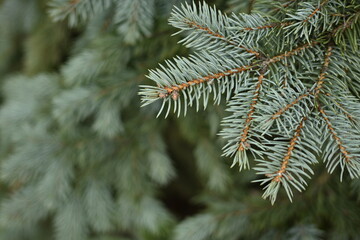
[184,19,260,56]
[271,93,310,120]
[140,52,255,117]
[303,0,329,23]
[238,70,266,152]
[170,1,262,56]
[314,46,333,98]
[272,116,308,183]
[333,9,360,50]
[256,84,315,136]
[236,21,292,31]
[278,0,298,10]
[49,0,112,26]
[263,45,331,126]
[257,115,320,204]
[319,107,352,163]
[333,10,360,34]
[140,40,318,117]
[231,0,328,34]
[140,1,360,203]
[221,68,269,170]
[318,103,360,180]
[161,64,253,96]
[331,98,358,125]
[114,0,155,43]
[5,0,360,238]
[265,40,318,64]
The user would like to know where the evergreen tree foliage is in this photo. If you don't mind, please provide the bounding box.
[0,0,359,240]
[140,0,360,203]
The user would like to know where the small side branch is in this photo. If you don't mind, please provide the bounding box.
[270,45,331,120]
[249,0,328,31]
[281,0,298,9]
[273,116,307,182]
[271,93,310,120]
[267,41,318,64]
[332,11,360,35]
[157,41,317,98]
[314,46,332,97]
[304,0,329,23]
[65,0,83,12]
[185,20,260,56]
[238,70,266,151]
[161,64,253,96]
[334,100,356,123]
[242,22,292,31]
[319,107,352,163]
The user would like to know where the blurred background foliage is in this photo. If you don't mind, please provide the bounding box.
[0,0,359,239]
